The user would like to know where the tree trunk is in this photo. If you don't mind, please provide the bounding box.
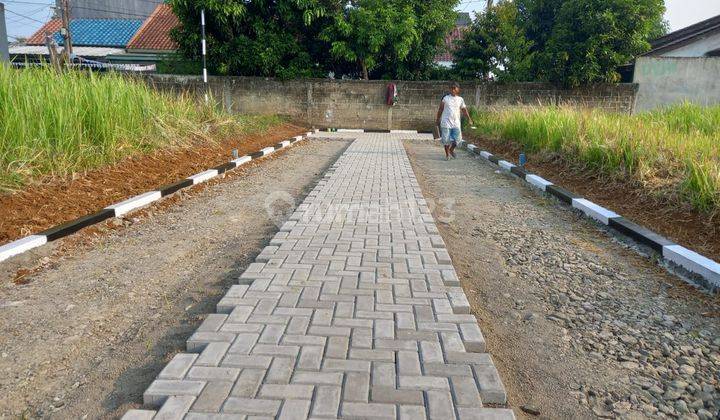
[361,61,369,80]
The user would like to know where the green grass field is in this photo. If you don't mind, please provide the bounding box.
[469,104,720,214]
[0,65,281,192]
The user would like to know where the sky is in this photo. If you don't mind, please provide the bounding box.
[3,0,720,42]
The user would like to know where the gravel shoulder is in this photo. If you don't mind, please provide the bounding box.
[0,138,351,419]
[405,140,720,420]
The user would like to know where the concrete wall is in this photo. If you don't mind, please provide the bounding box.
[146,75,638,130]
[633,57,720,112]
[60,0,157,19]
[660,32,720,57]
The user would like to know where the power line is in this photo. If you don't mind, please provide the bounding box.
[3,1,53,5]
[69,5,153,19]
[5,7,47,23]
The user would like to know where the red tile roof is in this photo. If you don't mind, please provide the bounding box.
[126,4,179,51]
[26,19,63,46]
[435,26,469,63]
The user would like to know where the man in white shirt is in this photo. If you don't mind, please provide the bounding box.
[436,82,474,160]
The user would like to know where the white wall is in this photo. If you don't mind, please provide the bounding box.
[661,32,720,57]
[633,57,720,112]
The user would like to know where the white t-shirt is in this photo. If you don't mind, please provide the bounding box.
[440,94,467,129]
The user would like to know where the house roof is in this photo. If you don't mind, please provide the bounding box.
[456,12,472,27]
[645,14,720,56]
[26,19,63,45]
[435,25,469,63]
[54,19,144,47]
[127,4,179,52]
[9,45,125,57]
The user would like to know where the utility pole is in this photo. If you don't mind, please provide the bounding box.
[45,33,61,71]
[59,0,72,65]
[0,3,9,62]
[200,9,208,102]
[487,0,494,11]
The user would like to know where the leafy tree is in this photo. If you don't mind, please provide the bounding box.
[381,0,460,80]
[453,2,532,81]
[539,0,665,86]
[320,0,418,79]
[454,0,665,86]
[168,0,339,78]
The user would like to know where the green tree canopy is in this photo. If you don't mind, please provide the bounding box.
[454,0,665,86]
[169,0,458,80]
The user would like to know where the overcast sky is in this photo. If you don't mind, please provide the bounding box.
[4,0,720,41]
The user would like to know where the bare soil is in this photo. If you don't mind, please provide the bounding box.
[464,133,720,264]
[0,122,307,245]
[406,139,719,419]
[0,138,351,419]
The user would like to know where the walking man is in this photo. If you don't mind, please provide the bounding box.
[436,82,474,160]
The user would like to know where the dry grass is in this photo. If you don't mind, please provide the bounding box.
[469,104,720,214]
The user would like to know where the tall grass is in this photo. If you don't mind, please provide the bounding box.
[469,104,720,214]
[0,65,280,191]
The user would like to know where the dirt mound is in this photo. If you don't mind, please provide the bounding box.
[0,123,307,244]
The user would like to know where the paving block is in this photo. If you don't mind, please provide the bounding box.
[143,380,206,407]
[121,410,157,420]
[154,395,195,420]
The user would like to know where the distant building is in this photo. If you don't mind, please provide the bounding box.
[9,3,178,70]
[57,0,158,20]
[643,14,720,58]
[632,15,720,112]
[434,12,472,68]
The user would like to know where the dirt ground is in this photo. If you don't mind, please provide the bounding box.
[405,140,719,419]
[0,122,307,244]
[464,133,720,265]
[0,138,351,419]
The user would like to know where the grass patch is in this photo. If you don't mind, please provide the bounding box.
[0,65,282,192]
[468,104,720,214]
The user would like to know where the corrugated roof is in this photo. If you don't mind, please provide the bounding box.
[127,4,179,51]
[53,19,144,48]
[26,19,63,46]
[645,14,720,56]
[10,45,125,57]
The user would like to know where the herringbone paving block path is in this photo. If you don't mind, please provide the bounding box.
[124,132,514,419]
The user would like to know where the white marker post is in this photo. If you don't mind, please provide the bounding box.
[201,9,208,103]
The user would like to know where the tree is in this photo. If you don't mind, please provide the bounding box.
[320,0,418,79]
[169,0,339,78]
[380,0,460,80]
[453,0,665,86]
[538,0,665,86]
[453,2,532,81]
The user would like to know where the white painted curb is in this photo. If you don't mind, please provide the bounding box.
[279,140,291,148]
[260,147,275,156]
[188,169,219,185]
[467,144,478,152]
[232,156,252,166]
[480,151,493,160]
[498,160,515,171]
[0,235,48,262]
[337,129,364,133]
[526,174,553,191]
[571,198,620,225]
[663,245,720,288]
[294,135,303,141]
[106,191,163,217]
